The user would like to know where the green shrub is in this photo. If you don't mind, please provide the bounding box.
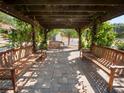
[95,22,116,46]
[115,40,124,50]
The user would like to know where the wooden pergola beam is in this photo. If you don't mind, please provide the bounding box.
[40,22,89,25]
[0,2,35,25]
[36,18,90,24]
[41,23,89,29]
[36,17,90,20]
[5,0,124,5]
[2,0,124,29]
[39,21,90,23]
[25,11,98,16]
[21,5,120,12]
[33,15,90,18]
[102,6,124,22]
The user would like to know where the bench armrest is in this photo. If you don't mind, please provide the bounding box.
[0,67,14,71]
[110,65,124,69]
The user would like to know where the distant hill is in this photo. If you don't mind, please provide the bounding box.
[113,23,124,34]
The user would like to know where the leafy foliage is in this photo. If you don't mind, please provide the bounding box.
[59,29,78,46]
[62,29,78,38]
[47,29,60,40]
[117,32,124,38]
[113,23,124,34]
[0,12,14,25]
[81,22,116,48]
[35,26,45,49]
[0,11,44,48]
[115,40,124,50]
[47,29,78,46]
[8,19,32,47]
[81,28,92,48]
[95,22,116,46]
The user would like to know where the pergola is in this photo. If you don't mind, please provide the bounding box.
[0,0,124,51]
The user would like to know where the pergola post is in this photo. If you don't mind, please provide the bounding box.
[76,28,82,50]
[43,29,47,44]
[32,25,36,53]
[91,20,98,47]
[43,28,51,49]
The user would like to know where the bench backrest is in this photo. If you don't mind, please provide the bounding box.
[92,45,124,65]
[12,46,32,62]
[0,49,13,67]
[91,45,124,75]
[0,46,33,68]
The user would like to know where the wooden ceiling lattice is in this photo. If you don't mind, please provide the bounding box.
[1,0,124,28]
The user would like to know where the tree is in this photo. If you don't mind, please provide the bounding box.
[62,29,78,46]
[0,12,14,25]
[8,19,32,47]
[113,23,124,38]
[47,29,78,46]
[0,11,44,48]
[81,22,116,48]
[113,23,124,34]
[47,29,60,40]
[95,22,116,46]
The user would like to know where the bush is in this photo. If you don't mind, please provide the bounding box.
[116,41,124,50]
[95,22,116,46]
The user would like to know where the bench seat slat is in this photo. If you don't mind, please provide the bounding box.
[81,45,124,92]
[0,45,46,92]
[83,52,111,74]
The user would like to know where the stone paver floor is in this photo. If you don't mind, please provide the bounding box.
[1,48,124,93]
[19,48,96,93]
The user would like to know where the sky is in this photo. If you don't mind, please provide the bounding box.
[109,15,124,24]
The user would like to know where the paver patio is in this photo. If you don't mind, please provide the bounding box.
[1,48,124,93]
[19,48,94,93]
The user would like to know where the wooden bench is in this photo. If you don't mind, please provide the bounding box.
[0,45,44,93]
[80,45,124,92]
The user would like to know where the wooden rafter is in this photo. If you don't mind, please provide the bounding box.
[1,0,124,28]
[20,5,119,12]
[0,2,35,25]
[4,0,124,5]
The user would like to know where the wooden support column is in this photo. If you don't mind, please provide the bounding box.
[32,25,36,53]
[43,29,50,43]
[91,20,98,47]
[43,28,51,49]
[76,28,82,50]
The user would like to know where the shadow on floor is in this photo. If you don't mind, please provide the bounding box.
[1,48,123,93]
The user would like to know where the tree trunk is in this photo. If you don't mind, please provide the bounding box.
[68,34,71,46]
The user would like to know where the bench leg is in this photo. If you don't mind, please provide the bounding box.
[11,69,16,93]
[108,68,115,93]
